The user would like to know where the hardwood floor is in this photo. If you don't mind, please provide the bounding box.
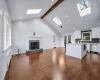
[5,48,100,80]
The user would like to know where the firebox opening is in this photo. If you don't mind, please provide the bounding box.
[29,40,39,50]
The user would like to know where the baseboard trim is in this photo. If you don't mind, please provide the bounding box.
[8,57,12,71]
[1,78,4,80]
[12,48,60,56]
[58,47,65,48]
[90,51,98,54]
[3,56,12,80]
[2,69,8,80]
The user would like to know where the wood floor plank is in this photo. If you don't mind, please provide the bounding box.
[5,48,100,80]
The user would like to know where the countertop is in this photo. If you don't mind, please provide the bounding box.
[66,43,100,45]
[90,43,100,44]
[66,43,85,46]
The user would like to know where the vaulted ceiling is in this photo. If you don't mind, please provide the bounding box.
[6,0,100,34]
[6,0,57,21]
[44,0,100,34]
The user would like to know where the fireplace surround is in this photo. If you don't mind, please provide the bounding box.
[26,37,43,53]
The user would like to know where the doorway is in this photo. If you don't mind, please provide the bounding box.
[64,36,67,52]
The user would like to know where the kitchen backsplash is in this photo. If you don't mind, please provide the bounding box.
[75,38,100,43]
[92,38,99,43]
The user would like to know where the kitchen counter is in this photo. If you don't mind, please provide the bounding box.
[90,43,100,44]
[66,44,87,59]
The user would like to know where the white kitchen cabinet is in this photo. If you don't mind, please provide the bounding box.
[86,43,90,52]
[74,30,81,39]
[66,44,87,59]
[91,44,98,52]
[98,44,100,53]
[92,27,100,38]
[91,44,100,53]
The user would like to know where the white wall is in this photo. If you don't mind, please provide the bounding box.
[12,18,59,53]
[0,0,12,80]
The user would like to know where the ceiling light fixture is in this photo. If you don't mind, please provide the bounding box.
[84,26,87,28]
[27,9,42,15]
[20,17,23,19]
[74,28,76,30]
[38,15,41,17]
[53,17,62,25]
[66,15,68,18]
[0,10,2,14]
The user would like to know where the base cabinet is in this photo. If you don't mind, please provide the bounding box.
[86,43,90,52]
[98,44,100,53]
[91,44,98,52]
[90,44,100,53]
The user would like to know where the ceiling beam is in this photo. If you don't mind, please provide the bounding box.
[41,0,64,19]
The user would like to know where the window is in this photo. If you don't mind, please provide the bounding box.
[53,17,62,25]
[82,31,91,41]
[3,16,11,50]
[77,0,91,17]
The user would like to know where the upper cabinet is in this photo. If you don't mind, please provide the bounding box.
[92,27,100,38]
[74,30,81,39]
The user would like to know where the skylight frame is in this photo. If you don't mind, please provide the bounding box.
[77,0,91,17]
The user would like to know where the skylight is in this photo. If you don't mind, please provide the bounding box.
[27,9,42,15]
[53,17,62,25]
[77,0,91,17]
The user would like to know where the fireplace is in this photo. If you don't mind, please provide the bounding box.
[26,37,43,53]
[29,40,39,50]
